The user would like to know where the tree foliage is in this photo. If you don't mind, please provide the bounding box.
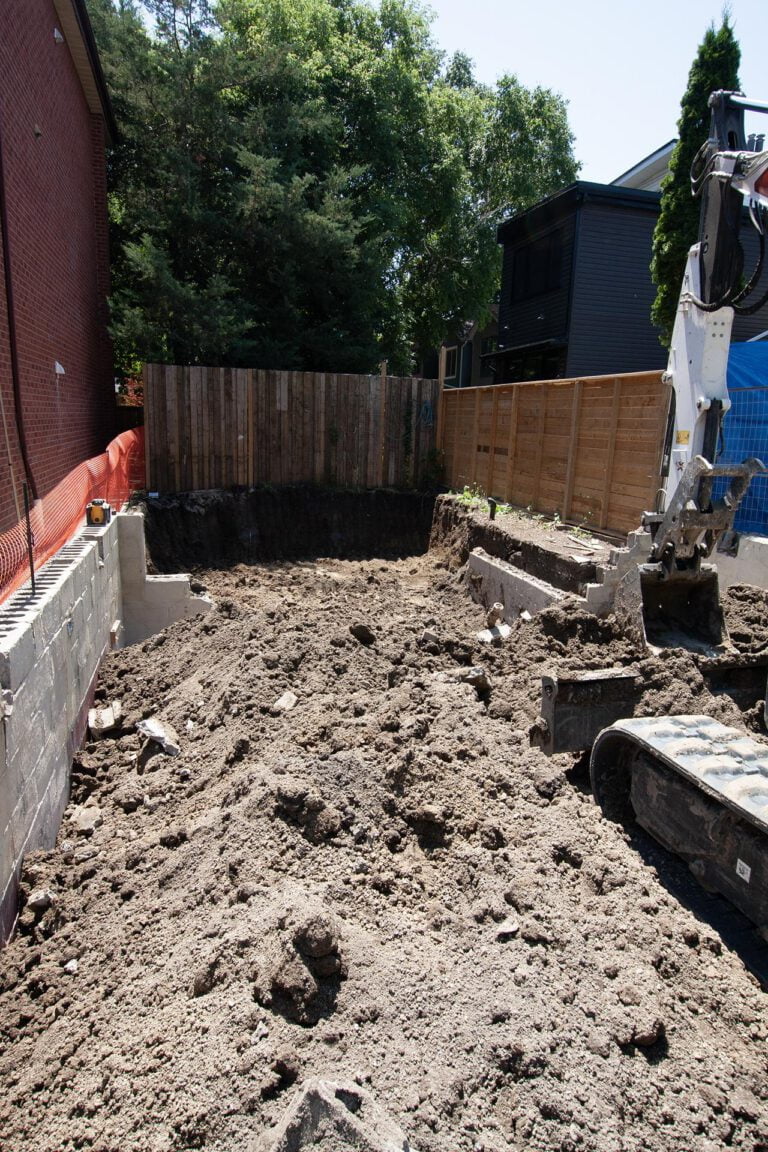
[88,0,578,372]
[650,16,740,346]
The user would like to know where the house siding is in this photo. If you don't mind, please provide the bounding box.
[566,200,666,378]
[0,0,114,532]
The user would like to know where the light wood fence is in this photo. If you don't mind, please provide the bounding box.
[144,364,440,493]
[439,371,670,536]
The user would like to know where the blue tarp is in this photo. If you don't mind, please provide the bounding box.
[715,343,768,535]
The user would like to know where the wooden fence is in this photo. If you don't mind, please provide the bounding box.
[144,364,440,493]
[439,371,670,536]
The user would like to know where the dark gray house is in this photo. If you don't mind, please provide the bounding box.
[490,173,768,384]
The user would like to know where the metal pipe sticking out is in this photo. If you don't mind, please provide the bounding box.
[488,497,497,521]
[486,602,504,628]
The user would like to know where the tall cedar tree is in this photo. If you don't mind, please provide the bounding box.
[650,17,740,346]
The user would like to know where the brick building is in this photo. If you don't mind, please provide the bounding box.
[0,0,116,533]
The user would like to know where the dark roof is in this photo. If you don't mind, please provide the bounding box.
[497,181,660,245]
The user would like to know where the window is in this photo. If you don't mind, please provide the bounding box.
[503,346,566,382]
[480,336,497,358]
[444,346,458,378]
[511,229,562,301]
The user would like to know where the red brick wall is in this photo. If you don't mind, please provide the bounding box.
[0,0,115,533]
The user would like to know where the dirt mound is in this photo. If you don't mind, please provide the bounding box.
[1,549,767,1152]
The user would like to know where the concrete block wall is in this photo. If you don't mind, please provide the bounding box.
[0,511,211,941]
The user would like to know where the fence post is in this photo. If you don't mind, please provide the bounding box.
[562,379,582,522]
[378,361,388,486]
[600,378,622,529]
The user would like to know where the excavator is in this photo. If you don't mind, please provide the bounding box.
[534,91,768,937]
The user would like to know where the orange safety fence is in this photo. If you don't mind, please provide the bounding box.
[0,427,146,604]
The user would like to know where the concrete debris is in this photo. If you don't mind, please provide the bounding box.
[476,622,512,644]
[519,610,532,622]
[418,627,439,647]
[26,889,54,913]
[274,691,298,713]
[253,1077,416,1152]
[63,959,79,975]
[136,717,181,756]
[495,917,520,942]
[459,666,490,692]
[88,700,122,739]
[68,805,103,836]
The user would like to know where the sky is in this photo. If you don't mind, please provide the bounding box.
[425,0,765,184]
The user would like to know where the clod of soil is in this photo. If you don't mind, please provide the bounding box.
[1,515,768,1152]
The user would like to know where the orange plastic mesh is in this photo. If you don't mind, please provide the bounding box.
[0,427,145,604]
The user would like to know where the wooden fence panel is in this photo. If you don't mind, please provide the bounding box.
[144,365,440,494]
[440,371,669,537]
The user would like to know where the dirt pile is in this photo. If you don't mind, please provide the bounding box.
[1,537,768,1152]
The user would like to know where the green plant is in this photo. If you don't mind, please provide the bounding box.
[455,483,488,509]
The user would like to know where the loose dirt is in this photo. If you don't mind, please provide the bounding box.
[2,511,768,1152]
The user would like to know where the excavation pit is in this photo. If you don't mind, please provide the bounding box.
[1,492,768,1152]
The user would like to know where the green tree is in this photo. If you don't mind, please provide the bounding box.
[88,0,578,372]
[650,16,740,346]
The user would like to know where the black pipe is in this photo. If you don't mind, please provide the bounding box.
[23,482,35,596]
[0,102,38,500]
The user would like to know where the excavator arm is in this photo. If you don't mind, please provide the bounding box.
[632,92,768,650]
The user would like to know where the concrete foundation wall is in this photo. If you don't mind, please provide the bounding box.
[715,536,768,593]
[0,511,211,941]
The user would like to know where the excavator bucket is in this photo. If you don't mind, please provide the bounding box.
[639,564,727,651]
[614,561,728,653]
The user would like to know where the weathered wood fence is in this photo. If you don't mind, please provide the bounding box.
[144,364,440,493]
[439,371,670,536]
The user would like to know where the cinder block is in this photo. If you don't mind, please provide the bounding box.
[34,771,67,849]
[0,626,36,693]
[0,816,19,894]
[56,567,78,621]
[38,588,64,645]
[584,583,616,616]
[0,758,25,845]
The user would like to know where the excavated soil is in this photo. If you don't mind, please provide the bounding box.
[2,505,768,1152]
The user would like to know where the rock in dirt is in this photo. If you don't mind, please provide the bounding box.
[25,889,54,914]
[458,665,490,692]
[349,622,376,645]
[253,1077,415,1152]
[273,691,298,713]
[68,805,103,836]
[495,917,520,942]
[88,700,122,739]
[136,717,181,756]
